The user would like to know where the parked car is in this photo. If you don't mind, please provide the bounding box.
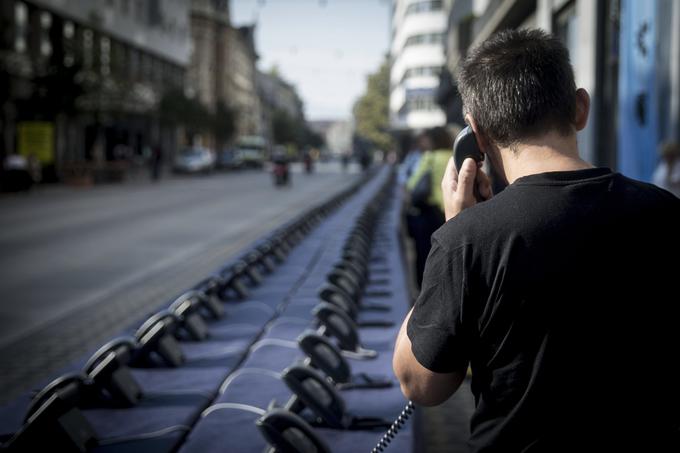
[217,148,243,170]
[173,147,215,174]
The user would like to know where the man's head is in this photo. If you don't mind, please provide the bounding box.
[457,28,587,150]
[415,132,432,152]
[426,127,453,151]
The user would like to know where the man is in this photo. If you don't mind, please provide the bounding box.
[393,29,679,452]
[406,127,453,288]
[398,132,427,186]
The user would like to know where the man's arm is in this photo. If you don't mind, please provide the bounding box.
[393,308,466,406]
[394,156,490,406]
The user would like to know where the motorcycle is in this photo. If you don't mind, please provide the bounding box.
[272,159,290,186]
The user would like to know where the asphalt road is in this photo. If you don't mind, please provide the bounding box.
[0,161,361,402]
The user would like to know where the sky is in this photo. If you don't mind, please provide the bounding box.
[231,0,392,121]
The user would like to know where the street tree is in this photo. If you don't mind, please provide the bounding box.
[353,57,392,152]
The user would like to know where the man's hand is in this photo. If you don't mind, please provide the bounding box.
[441,157,492,221]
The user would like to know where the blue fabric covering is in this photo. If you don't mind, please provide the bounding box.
[83,393,208,438]
[178,408,265,453]
[217,372,291,408]
[0,168,417,453]
[92,432,186,453]
[131,366,230,394]
[241,344,303,372]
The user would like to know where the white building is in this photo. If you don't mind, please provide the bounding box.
[326,120,354,156]
[389,0,449,132]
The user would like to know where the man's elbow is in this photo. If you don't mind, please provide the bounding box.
[394,358,462,407]
[397,379,449,407]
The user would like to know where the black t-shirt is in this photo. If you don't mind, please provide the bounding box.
[407,168,680,452]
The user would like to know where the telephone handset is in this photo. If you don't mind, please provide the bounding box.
[297,331,392,390]
[312,302,378,359]
[453,125,484,172]
[298,332,351,384]
[256,408,331,453]
[453,125,485,202]
[281,364,350,429]
[281,365,392,431]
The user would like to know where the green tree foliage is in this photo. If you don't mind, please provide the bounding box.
[305,128,324,149]
[353,57,392,152]
[271,108,323,149]
[272,108,300,145]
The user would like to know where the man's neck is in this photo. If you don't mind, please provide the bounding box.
[497,132,593,184]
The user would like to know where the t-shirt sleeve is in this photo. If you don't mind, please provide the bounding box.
[407,236,471,373]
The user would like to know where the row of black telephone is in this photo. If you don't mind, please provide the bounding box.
[2,174,377,452]
[252,173,418,453]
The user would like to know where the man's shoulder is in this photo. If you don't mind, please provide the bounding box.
[614,172,680,204]
[433,190,517,250]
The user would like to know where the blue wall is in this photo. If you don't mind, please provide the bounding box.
[617,0,659,182]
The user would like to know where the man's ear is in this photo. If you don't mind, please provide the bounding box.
[464,114,489,154]
[574,88,590,131]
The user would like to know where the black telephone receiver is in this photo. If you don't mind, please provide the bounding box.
[298,332,352,385]
[453,125,485,201]
[256,408,331,453]
[281,364,349,429]
[453,125,484,172]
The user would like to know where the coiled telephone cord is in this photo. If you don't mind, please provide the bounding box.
[371,401,415,453]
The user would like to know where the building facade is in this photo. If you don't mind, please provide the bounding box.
[187,0,233,149]
[325,120,354,156]
[188,0,230,113]
[257,69,305,144]
[0,0,191,182]
[389,0,450,133]
[229,25,261,139]
[438,0,680,182]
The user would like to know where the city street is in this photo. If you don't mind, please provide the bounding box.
[0,161,361,403]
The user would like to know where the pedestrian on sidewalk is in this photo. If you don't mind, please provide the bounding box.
[398,133,425,186]
[150,144,163,181]
[393,29,680,452]
[653,141,680,197]
[405,127,452,288]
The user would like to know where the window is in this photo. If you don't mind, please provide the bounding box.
[554,2,578,70]
[83,29,94,69]
[63,21,74,39]
[100,37,110,76]
[404,33,445,48]
[153,57,163,85]
[141,52,152,81]
[405,0,443,16]
[63,21,75,66]
[403,66,442,80]
[40,11,52,57]
[14,2,28,53]
[129,48,139,80]
[110,41,125,78]
[174,67,184,88]
[406,96,438,112]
